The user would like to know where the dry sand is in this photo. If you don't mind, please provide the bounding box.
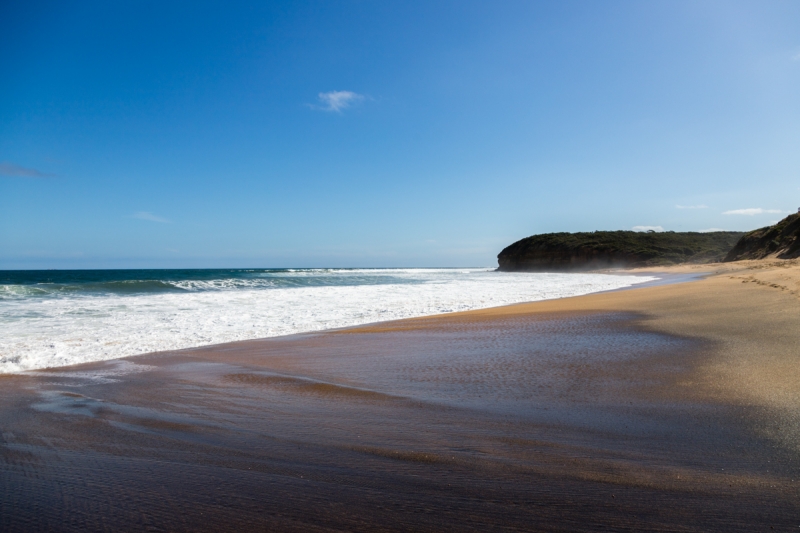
[1,259,799,531]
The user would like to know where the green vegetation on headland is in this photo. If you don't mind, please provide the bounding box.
[497,230,745,272]
[724,213,800,261]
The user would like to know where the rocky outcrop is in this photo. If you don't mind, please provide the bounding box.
[497,231,744,272]
[724,213,800,262]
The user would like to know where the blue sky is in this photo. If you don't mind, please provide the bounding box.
[1,0,799,268]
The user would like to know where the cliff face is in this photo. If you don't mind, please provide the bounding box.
[724,213,800,262]
[497,231,744,272]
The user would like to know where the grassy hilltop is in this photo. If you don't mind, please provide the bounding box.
[724,213,800,261]
[497,230,744,272]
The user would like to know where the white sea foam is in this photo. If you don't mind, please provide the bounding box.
[0,269,657,373]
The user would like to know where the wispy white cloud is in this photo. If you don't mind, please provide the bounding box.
[675,204,708,209]
[632,225,664,232]
[698,228,726,232]
[793,49,800,61]
[311,90,365,112]
[0,161,54,178]
[722,208,782,216]
[132,211,171,223]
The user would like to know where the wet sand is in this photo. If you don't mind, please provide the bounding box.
[2,260,800,531]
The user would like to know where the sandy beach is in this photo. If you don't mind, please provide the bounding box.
[2,259,799,531]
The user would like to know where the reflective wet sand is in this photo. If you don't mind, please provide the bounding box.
[2,262,800,531]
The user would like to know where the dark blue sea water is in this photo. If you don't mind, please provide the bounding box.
[0,268,431,297]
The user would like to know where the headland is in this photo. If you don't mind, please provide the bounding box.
[497,230,743,271]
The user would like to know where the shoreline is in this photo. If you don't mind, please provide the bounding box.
[2,259,800,531]
[1,268,662,375]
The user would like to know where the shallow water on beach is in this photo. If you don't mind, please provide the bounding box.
[0,268,656,372]
[1,309,797,532]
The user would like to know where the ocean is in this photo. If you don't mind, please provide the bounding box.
[0,268,657,373]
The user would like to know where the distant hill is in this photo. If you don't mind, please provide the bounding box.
[497,230,744,272]
[724,213,800,262]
